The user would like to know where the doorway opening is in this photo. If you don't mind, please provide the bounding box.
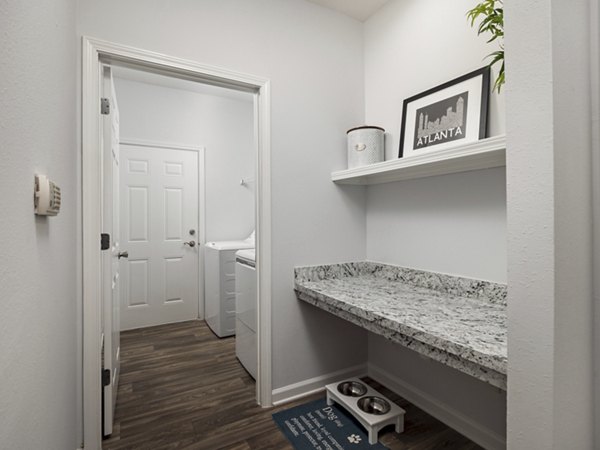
[82,37,271,449]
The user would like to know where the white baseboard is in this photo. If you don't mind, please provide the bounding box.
[368,363,506,450]
[271,364,367,406]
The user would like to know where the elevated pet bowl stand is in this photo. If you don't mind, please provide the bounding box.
[325,377,405,445]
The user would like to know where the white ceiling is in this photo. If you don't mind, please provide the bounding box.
[305,0,390,21]
[111,66,254,103]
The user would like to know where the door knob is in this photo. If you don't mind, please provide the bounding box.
[183,240,196,248]
[118,251,129,259]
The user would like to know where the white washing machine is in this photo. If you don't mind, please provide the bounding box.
[235,248,257,379]
[205,237,254,338]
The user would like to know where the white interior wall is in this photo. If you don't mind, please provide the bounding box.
[0,1,593,448]
[0,1,78,449]
[505,0,594,448]
[113,77,256,242]
[366,168,506,282]
[364,0,505,161]
[77,0,368,393]
[364,0,507,282]
[363,0,507,446]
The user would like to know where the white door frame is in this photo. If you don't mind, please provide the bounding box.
[119,139,207,322]
[82,36,272,448]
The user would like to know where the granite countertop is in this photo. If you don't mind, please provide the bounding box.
[294,261,507,390]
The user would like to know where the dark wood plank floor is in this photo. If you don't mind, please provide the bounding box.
[103,320,481,450]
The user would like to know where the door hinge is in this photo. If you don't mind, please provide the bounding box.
[101,97,110,115]
[102,368,111,387]
[101,233,110,250]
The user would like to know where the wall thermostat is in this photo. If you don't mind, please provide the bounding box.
[34,174,61,216]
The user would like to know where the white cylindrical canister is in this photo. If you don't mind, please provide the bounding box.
[346,126,385,169]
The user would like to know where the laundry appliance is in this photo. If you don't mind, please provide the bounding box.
[235,248,257,378]
[204,234,254,338]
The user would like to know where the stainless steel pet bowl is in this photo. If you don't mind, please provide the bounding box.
[336,381,368,397]
[357,396,391,415]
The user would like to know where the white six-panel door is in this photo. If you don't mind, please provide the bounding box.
[119,144,199,330]
[102,66,120,436]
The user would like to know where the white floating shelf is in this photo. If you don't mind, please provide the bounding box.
[332,135,506,185]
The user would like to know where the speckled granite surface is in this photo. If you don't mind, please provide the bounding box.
[294,261,507,390]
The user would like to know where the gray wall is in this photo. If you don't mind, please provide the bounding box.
[113,77,256,242]
[369,335,507,443]
[77,0,369,391]
[0,1,78,449]
[366,168,506,282]
[363,0,507,444]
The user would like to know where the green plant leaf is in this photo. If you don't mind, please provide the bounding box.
[468,0,505,92]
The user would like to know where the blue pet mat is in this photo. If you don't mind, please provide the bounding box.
[272,398,389,449]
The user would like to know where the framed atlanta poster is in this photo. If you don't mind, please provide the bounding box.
[398,66,490,158]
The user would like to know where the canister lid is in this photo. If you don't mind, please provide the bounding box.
[346,125,385,134]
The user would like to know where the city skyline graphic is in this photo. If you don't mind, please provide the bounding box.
[413,91,469,150]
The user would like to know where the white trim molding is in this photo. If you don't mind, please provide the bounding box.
[368,364,506,450]
[271,364,367,406]
[254,84,272,409]
[82,36,272,449]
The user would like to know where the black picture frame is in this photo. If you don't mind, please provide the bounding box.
[398,66,490,158]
